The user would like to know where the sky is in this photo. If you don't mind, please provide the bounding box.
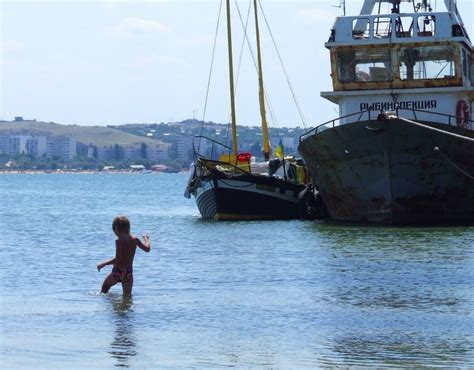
[1,0,473,129]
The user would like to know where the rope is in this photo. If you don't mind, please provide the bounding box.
[396,115,474,180]
[434,147,474,180]
[396,116,474,143]
[234,0,286,146]
[258,0,307,129]
[201,0,223,129]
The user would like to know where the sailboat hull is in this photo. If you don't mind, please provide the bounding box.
[193,173,305,221]
[298,118,474,225]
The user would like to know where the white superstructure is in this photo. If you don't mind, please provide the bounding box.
[321,0,473,128]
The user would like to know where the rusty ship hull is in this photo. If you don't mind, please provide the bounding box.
[298,118,474,225]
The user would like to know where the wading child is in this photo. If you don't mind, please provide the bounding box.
[97,215,151,295]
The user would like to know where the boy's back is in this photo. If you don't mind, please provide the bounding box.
[114,236,138,269]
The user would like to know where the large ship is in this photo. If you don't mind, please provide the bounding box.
[298,0,474,224]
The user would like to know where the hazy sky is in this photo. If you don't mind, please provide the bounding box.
[1,0,473,128]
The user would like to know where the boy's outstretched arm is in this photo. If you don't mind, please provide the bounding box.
[97,257,116,271]
[137,234,151,252]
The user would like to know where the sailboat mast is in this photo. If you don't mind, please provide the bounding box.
[226,0,238,154]
[253,0,271,161]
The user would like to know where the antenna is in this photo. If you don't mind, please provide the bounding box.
[331,0,346,16]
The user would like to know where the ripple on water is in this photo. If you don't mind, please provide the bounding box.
[0,174,473,368]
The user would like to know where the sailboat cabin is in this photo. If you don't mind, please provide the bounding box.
[321,0,474,128]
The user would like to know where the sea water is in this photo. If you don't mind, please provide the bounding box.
[0,173,473,368]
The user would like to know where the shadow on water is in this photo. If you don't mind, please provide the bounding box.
[107,295,137,368]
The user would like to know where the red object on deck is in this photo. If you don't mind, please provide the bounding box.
[237,152,252,162]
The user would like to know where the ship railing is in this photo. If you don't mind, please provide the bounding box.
[299,108,473,142]
[192,135,250,174]
[193,135,235,159]
[299,109,375,142]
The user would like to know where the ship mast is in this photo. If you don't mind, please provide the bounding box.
[226,0,238,154]
[253,0,271,161]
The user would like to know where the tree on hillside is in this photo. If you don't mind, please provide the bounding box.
[114,144,123,161]
[140,143,147,159]
[250,141,262,158]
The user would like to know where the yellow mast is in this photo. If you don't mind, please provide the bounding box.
[253,0,271,161]
[226,0,238,155]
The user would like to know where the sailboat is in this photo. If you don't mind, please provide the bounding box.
[185,0,316,221]
[298,0,474,224]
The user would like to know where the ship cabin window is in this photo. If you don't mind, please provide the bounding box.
[373,17,391,38]
[395,16,414,38]
[462,48,473,83]
[352,18,370,39]
[399,45,455,80]
[337,48,392,83]
[417,15,436,37]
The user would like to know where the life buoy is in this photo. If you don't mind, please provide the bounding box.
[456,100,470,129]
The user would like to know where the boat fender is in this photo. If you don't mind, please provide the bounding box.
[297,186,322,220]
[456,100,470,129]
[184,163,196,198]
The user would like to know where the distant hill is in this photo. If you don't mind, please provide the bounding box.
[0,120,164,147]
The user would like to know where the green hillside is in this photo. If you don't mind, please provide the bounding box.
[0,120,164,147]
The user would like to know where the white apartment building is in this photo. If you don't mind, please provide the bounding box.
[8,135,30,156]
[27,136,47,158]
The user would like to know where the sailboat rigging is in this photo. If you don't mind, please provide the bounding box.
[185,0,320,221]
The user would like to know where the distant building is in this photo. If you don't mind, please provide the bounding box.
[46,136,77,160]
[0,135,9,155]
[27,136,47,158]
[87,145,95,159]
[176,137,193,161]
[14,117,24,122]
[123,145,142,161]
[147,144,169,161]
[8,135,30,156]
[97,146,115,161]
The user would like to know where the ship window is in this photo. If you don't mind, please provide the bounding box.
[337,48,392,82]
[399,45,455,80]
[417,15,435,36]
[373,17,391,38]
[352,18,370,39]
[462,48,473,83]
[395,16,413,38]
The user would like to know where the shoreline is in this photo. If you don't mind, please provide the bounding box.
[0,169,186,174]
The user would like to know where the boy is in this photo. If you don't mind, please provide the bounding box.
[97,215,151,295]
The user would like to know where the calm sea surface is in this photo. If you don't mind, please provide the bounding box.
[0,173,473,368]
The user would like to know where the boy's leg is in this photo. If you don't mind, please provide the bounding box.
[101,273,117,293]
[122,279,133,296]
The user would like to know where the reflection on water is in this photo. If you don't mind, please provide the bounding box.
[108,295,137,368]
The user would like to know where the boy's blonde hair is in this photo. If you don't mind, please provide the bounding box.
[112,215,130,234]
